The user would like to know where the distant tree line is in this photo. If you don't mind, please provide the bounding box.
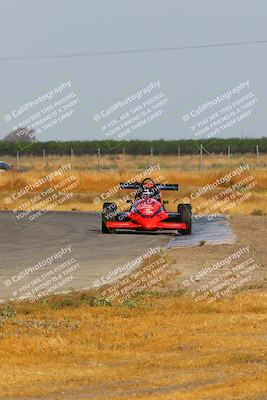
[3,127,36,143]
[0,138,266,156]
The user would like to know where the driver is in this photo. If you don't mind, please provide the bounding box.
[140,186,152,199]
[136,184,160,201]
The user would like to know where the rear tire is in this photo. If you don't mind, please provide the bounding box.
[178,204,192,235]
[102,202,117,233]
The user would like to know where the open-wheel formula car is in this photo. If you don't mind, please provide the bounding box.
[102,178,192,234]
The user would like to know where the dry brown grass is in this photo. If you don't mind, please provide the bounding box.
[0,290,266,399]
[0,154,266,216]
[0,154,266,399]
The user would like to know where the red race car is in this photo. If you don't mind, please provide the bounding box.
[102,178,192,234]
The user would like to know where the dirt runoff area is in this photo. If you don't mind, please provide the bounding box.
[163,215,267,300]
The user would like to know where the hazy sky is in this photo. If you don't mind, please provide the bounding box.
[0,0,266,143]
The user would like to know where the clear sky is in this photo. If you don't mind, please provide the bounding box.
[0,0,266,142]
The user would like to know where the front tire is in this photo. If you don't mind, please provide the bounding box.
[102,202,117,233]
[178,203,192,235]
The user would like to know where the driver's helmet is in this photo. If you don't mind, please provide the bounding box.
[140,186,152,199]
[139,183,158,199]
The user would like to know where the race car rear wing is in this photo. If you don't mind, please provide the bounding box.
[120,182,179,191]
[156,183,179,191]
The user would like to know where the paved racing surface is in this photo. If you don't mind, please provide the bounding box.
[0,211,235,300]
[0,211,171,300]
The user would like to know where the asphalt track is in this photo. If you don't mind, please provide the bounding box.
[0,211,235,300]
[0,211,171,300]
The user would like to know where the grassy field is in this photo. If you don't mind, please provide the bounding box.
[0,153,266,215]
[0,153,266,399]
[0,290,266,399]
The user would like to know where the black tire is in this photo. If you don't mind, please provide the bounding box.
[178,203,192,235]
[102,202,117,233]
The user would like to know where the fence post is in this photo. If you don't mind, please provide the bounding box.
[227,146,231,159]
[97,148,101,170]
[199,144,203,170]
[16,150,20,170]
[256,145,259,163]
[70,148,74,165]
[43,149,48,170]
